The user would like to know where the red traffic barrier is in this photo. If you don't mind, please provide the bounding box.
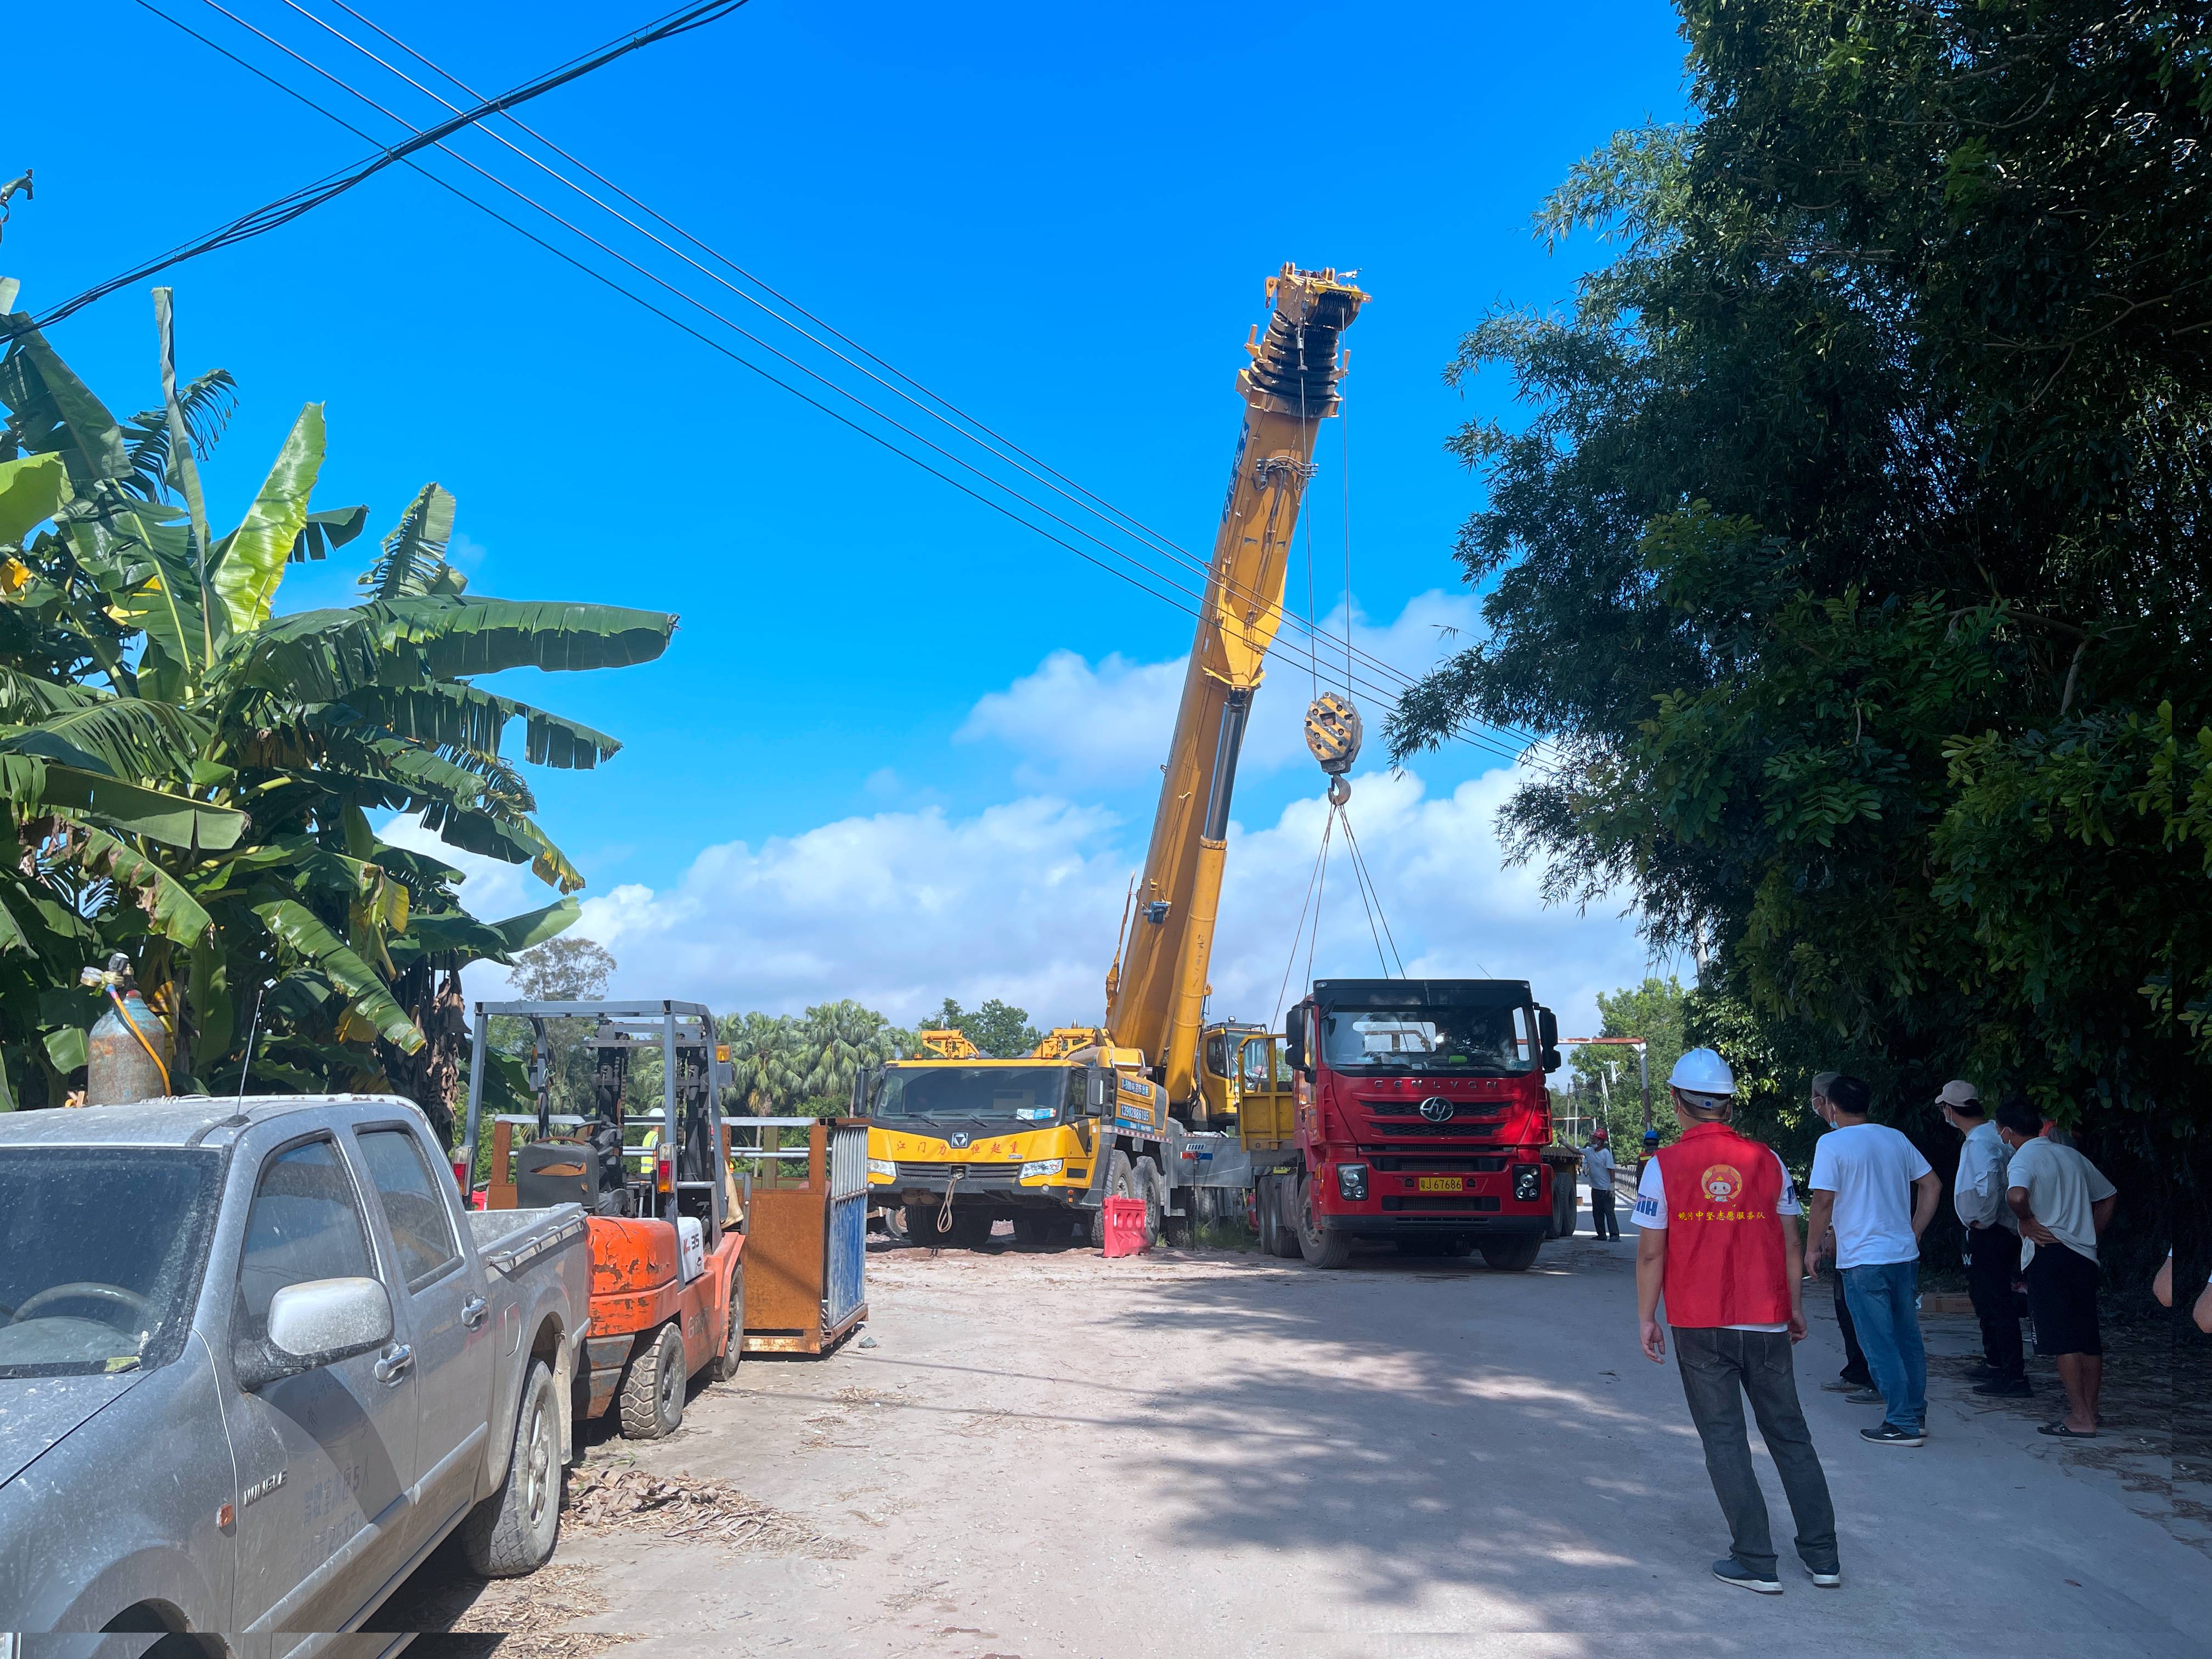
[1101,1195,1149,1257]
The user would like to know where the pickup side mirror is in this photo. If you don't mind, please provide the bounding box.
[1537,1007,1562,1073]
[238,1276,393,1390]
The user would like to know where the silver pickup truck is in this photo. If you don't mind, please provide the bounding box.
[0,1094,591,1652]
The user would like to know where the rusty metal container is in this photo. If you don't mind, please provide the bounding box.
[87,990,171,1105]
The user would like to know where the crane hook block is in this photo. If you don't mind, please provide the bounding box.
[1305,691,1363,777]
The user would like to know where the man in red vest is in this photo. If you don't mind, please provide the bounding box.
[1635,1048,1839,1595]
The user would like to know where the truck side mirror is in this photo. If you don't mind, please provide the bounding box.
[1086,1068,1109,1115]
[1285,1020,1307,1075]
[239,1276,393,1390]
[1537,1006,1561,1073]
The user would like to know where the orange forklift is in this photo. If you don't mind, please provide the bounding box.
[460,999,745,1438]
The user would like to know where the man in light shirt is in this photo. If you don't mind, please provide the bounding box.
[1938,1080,2027,1397]
[1996,1098,2117,1438]
[1805,1075,1942,1447]
[1582,1129,1620,1241]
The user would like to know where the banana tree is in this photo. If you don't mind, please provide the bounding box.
[0,288,675,1131]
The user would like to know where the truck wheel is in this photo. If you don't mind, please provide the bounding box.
[1132,1156,1164,1248]
[880,1206,909,1242]
[1088,1151,1136,1247]
[707,1262,746,1383]
[618,1322,687,1439]
[1012,1212,1060,1249]
[950,1207,996,1250]
[906,1200,950,1246]
[1550,1171,1577,1238]
[1266,1177,1302,1259]
[1255,1177,1279,1255]
[1295,1173,1353,1269]
[1481,1233,1544,1272]
[460,1359,562,1576]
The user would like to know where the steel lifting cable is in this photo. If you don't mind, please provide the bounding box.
[1338,805,1406,977]
[1272,811,1335,1031]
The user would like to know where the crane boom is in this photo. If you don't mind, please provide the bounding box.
[1104,265,1365,1114]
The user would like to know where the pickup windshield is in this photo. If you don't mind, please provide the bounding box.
[0,1148,222,1379]
[873,1065,1081,1123]
[1319,1006,1536,1075]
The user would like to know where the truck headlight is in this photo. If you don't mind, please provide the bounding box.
[1513,1163,1541,1202]
[1336,1163,1368,1201]
[1019,1159,1064,1182]
[867,1158,898,1182]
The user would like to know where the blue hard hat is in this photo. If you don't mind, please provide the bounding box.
[1643,1128,1660,1144]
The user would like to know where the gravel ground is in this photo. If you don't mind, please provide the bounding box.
[382,1216,2207,1658]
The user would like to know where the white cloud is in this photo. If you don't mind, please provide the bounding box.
[957,589,1483,790]
[537,761,1656,1041]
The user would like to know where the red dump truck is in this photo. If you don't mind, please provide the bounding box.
[1251,978,1568,1269]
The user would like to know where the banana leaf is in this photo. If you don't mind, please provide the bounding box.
[3,324,127,485]
[376,596,674,677]
[0,753,246,849]
[72,826,215,943]
[250,893,424,1052]
[27,698,210,781]
[292,504,369,563]
[359,483,456,598]
[210,402,324,635]
[0,452,66,546]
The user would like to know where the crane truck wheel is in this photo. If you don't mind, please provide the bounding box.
[1295,1173,1353,1269]
[905,1201,951,1248]
[706,1262,746,1383]
[1089,1151,1137,1247]
[618,1322,689,1439]
[1012,1212,1063,1249]
[1132,1156,1165,1248]
[1480,1233,1544,1272]
[460,1358,562,1576]
[949,1207,996,1250]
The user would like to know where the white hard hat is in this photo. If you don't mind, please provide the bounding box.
[1668,1047,1735,1096]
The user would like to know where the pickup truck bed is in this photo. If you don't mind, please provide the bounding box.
[0,1094,591,1651]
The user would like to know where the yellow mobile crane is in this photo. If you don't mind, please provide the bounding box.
[864,266,1363,1248]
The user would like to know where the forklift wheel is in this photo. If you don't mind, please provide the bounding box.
[707,1263,745,1383]
[618,1323,687,1439]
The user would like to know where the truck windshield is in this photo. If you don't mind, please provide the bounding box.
[1319,1006,1535,1075]
[873,1066,1081,1122]
[0,1148,222,1379]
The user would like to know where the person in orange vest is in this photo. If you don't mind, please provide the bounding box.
[1634,1048,1839,1595]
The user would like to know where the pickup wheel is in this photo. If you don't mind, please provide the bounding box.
[618,1322,687,1439]
[1295,1173,1353,1269]
[1481,1233,1544,1272]
[460,1358,562,1576]
[707,1263,746,1383]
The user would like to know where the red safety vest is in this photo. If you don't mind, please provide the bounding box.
[1656,1122,1790,1329]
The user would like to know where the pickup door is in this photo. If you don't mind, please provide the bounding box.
[349,1120,494,1539]
[224,1132,421,1637]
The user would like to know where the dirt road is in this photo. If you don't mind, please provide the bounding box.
[387,1220,2205,1658]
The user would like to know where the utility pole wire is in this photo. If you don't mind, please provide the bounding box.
[4,0,752,341]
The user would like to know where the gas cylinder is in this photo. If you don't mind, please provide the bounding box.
[87,984,171,1105]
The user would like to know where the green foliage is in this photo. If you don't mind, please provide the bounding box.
[721,1001,913,1116]
[1564,975,1684,1147]
[921,995,1040,1059]
[0,290,673,1127]
[1393,1,2210,1182]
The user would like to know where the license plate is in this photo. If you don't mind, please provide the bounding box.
[1417,1176,1465,1193]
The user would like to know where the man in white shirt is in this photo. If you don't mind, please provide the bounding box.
[1995,1099,2117,1437]
[1938,1081,2027,1396]
[1805,1075,1941,1447]
[1582,1130,1619,1240]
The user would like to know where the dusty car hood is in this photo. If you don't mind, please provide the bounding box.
[0,1372,146,1490]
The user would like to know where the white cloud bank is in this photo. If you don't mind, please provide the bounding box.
[396,593,1661,1037]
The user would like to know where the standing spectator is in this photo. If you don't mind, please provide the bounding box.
[1805,1076,1942,1447]
[1635,1049,1839,1594]
[1809,1073,1875,1396]
[1996,1099,2117,1438]
[1939,1081,2028,1397]
[1638,1126,1660,1184]
[1583,1128,1620,1241]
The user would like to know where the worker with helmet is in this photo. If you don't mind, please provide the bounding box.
[1633,1047,1840,1595]
[1582,1127,1620,1241]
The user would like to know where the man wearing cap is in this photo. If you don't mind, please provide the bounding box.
[1583,1128,1620,1241]
[1940,1080,2028,1397]
[1635,1048,1839,1595]
[1805,1076,1942,1447]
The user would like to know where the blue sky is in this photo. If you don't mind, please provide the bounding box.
[10,0,1690,1032]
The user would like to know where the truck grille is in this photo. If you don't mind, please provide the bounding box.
[1368,1156,1506,1173]
[896,1162,1023,1182]
[1362,1101,1506,1119]
[1381,1195,1502,1212]
[1357,1121,1503,1139]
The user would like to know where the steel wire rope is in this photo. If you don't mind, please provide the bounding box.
[8,0,749,339]
[1341,805,1392,978]
[271,2,1550,759]
[295,0,1499,737]
[131,0,1543,770]
[1271,814,1334,1032]
[172,0,1536,765]
[1337,806,1406,977]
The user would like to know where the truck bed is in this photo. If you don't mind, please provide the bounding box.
[468,1203,588,1276]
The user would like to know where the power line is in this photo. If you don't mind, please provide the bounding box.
[6,0,751,341]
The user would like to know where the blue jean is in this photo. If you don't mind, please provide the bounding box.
[1842,1259,1927,1432]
